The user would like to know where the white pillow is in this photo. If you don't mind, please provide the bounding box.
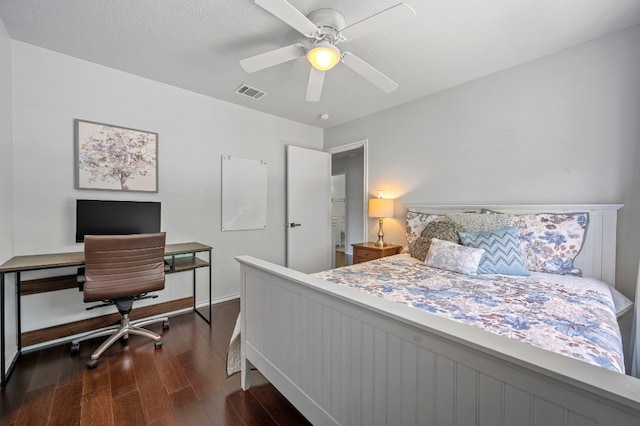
[610,287,633,318]
[424,238,485,275]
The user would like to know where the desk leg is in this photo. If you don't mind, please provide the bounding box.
[16,271,21,353]
[193,250,212,324]
[1,271,21,387]
[192,268,196,313]
[1,272,5,386]
[208,250,212,323]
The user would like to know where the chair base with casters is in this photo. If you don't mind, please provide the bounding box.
[71,296,170,369]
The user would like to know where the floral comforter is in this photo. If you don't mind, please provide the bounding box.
[313,254,624,373]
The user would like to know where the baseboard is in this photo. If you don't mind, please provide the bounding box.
[196,292,239,308]
[22,297,194,348]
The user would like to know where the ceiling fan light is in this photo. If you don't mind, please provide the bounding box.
[307,43,341,71]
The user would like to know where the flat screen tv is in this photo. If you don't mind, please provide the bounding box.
[76,199,161,243]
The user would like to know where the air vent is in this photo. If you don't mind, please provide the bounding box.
[235,84,268,100]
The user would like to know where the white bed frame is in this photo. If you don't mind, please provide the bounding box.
[238,204,640,425]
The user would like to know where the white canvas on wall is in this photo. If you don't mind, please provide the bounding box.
[221,155,267,231]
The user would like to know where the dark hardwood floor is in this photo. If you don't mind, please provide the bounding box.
[0,300,310,425]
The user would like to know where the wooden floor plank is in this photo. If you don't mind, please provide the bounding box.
[112,389,147,425]
[225,388,279,426]
[80,386,113,426]
[49,380,82,426]
[168,385,211,425]
[176,349,224,400]
[14,384,55,426]
[250,383,311,426]
[0,351,39,425]
[108,349,138,398]
[1,300,309,426]
[132,353,174,423]
[27,345,64,392]
[147,413,180,426]
[56,345,85,388]
[81,359,111,395]
[154,353,190,395]
[200,389,246,426]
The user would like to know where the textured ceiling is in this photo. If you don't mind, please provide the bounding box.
[1,0,640,128]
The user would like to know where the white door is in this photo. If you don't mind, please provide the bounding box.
[286,145,332,273]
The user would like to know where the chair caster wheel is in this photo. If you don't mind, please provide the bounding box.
[87,359,98,369]
[70,343,80,353]
[162,320,170,329]
[154,341,163,349]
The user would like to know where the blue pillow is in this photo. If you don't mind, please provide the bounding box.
[459,227,530,276]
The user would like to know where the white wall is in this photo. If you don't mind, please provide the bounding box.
[11,41,322,331]
[325,25,640,301]
[0,19,13,261]
[0,16,17,374]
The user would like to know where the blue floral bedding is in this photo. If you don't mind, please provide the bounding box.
[313,254,624,373]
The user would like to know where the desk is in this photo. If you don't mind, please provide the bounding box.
[0,242,212,387]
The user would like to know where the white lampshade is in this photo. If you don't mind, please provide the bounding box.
[368,198,394,218]
[307,43,341,71]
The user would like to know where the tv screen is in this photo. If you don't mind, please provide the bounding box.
[76,199,161,243]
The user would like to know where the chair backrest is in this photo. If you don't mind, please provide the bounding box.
[83,233,166,302]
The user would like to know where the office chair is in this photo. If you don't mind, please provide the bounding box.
[70,232,169,368]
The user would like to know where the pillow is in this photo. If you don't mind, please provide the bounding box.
[459,227,530,276]
[516,213,588,275]
[610,287,633,318]
[404,211,441,252]
[447,212,516,233]
[480,208,502,214]
[424,238,484,275]
[410,221,460,261]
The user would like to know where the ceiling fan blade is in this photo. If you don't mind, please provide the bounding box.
[338,3,416,41]
[255,0,319,37]
[240,43,304,73]
[305,67,325,102]
[341,52,398,93]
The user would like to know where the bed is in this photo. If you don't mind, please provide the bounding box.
[235,204,640,425]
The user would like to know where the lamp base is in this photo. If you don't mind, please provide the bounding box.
[376,218,386,247]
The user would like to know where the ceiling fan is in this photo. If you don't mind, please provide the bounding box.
[240,0,416,102]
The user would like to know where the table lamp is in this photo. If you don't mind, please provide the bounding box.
[368,193,394,247]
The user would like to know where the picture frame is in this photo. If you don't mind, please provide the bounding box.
[75,119,158,192]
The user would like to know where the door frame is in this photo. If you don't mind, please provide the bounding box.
[324,139,369,252]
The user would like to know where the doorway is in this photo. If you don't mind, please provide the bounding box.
[326,140,367,267]
[331,173,347,267]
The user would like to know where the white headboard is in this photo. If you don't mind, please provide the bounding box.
[404,204,623,287]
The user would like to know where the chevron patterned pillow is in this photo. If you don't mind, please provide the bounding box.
[459,227,530,276]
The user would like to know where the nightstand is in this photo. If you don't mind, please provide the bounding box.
[351,242,402,264]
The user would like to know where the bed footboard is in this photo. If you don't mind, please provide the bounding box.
[237,256,640,425]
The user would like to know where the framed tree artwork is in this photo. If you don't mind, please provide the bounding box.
[75,119,158,192]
